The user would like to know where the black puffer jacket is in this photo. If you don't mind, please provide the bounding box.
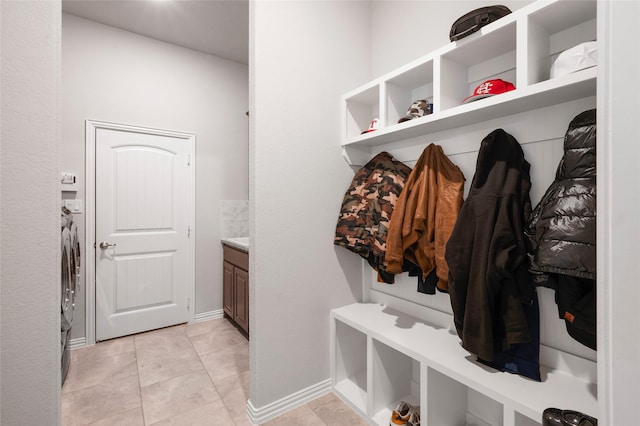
[526,109,596,283]
[525,109,597,350]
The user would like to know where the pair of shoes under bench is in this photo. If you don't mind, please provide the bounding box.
[390,401,420,426]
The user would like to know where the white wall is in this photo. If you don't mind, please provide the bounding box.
[0,1,62,424]
[62,14,249,340]
[249,0,370,415]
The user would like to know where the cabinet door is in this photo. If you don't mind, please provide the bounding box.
[223,261,234,317]
[234,267,249,334]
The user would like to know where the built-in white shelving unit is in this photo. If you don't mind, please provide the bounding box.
[331,303,596,426]
[340,0,596,166]
[333,1,598,425]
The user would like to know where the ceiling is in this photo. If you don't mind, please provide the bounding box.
[61,0,249,65]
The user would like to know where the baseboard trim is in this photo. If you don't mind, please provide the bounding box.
[195,309,224,323]
[68,337,87,350]
[67,311,223,348]
[246,378,332,424]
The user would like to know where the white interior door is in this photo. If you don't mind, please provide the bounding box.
[95,126,193,341]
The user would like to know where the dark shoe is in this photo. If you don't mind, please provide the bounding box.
[543,408,565,426]
[562,410,597,426]
[542,408,597,426]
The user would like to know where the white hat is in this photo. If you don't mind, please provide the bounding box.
[361,118,380,134]
[550,41,597,79]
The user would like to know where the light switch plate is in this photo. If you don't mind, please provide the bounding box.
[61,173,76,184]
[64,199,83,214]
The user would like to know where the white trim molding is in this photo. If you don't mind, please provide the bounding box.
[85,120,196,345]
[596,2,640,424]
[246,379,332,425]
[68,337,87,350]
[195,309,224,323]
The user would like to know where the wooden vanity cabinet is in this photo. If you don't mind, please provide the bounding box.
[223,244,249,336]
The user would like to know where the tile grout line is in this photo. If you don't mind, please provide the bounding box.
[188,323,244,425]
[141,325,217,425]
[133,336,148,426]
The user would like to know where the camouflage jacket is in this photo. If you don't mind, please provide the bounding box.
[334,152,412,283]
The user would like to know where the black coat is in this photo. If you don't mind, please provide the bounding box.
[526,109,596,282]
[446,129,534,362]
[525,109,597,350]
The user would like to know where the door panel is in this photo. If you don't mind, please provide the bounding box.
[95,127,191,341]
[114,252,175,312]
[113,147,175,231]
[223,261,234,317]
[234,268,249,333]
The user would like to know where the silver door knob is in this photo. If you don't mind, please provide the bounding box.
[99,241,116,249]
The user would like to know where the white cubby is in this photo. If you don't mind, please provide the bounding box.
[515,412,543,426]
[440,20,517,111]
[384,60,434,126]
[340,0,597,165]
[344,83,381,140]
[426,368,504,426]
[371,339,420,425]
[525,0,597,86]
[333,319,368,414]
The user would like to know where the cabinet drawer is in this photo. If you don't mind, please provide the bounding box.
[223,245,249,270]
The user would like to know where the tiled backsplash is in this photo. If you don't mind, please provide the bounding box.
[220,200,248,238]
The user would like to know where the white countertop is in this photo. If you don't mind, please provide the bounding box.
[221,237,249,252]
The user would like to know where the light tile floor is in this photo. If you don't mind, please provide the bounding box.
[62,318,368,425]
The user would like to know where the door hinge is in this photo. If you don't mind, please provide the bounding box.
[188,226,191,238]
[187,154,191,166]
[186,297,190,310]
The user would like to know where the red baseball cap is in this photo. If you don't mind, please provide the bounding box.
[462,79,515,104]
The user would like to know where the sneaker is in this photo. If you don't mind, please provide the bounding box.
[389,401,412,425]
[407,411,420,426]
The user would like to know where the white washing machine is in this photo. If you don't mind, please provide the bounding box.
[69,218,80,309]
[61,207,73,385]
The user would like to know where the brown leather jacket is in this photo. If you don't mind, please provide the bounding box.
[385,144,465,291]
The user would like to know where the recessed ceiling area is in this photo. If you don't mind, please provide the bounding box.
[61,0,249,65]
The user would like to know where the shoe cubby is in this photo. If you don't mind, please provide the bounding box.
[332,318,368,414]
[371,339,420,425]
[426,367,503,426]
[340,0,597,163]
[514,412,541,426]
